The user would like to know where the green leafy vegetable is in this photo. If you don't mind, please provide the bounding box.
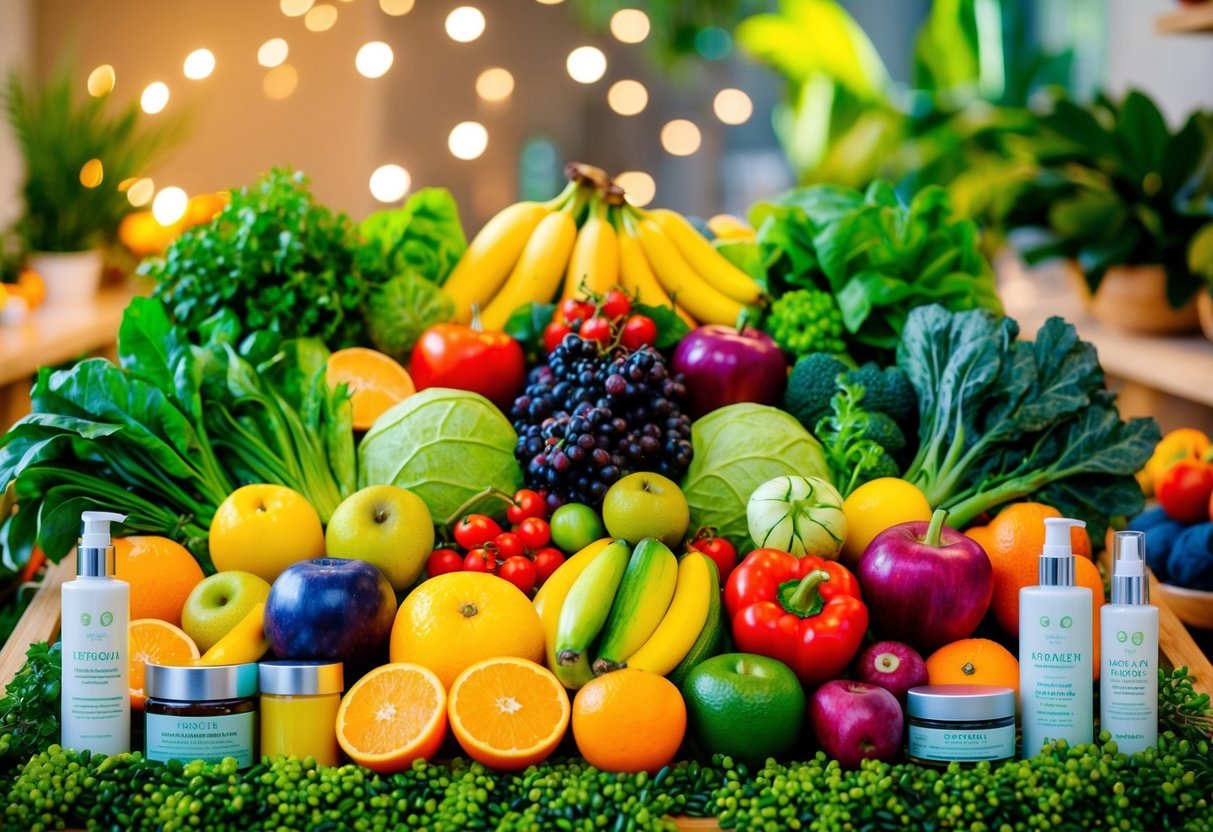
[762,288,846,359]
[357,187,467,287]
[504,302,556,365]
[814,381,901,497]
[0,641,60,767]
[363,272,455,363]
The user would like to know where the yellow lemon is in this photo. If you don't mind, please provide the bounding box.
[840,478,932,568]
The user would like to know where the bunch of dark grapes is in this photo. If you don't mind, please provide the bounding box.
[512,334,694,509]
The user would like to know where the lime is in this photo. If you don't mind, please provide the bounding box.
[682,653,805,763]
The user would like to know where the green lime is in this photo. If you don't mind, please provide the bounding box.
[549,503,606,552]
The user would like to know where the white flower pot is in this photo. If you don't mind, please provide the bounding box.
[26,250,104,308]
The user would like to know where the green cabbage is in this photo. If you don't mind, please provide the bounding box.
[681,404,831,554]
[358,388,522,523]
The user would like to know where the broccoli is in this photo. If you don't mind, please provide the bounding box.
[784,353,851,431]
[846,363,917,426]
[763,288,847,360]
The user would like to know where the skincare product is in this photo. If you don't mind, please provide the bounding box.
[1100,530,1158,754]
[144,663,258,767]
[906,685,1016,765]
[259,660,344,766]
[61,511,130,756]
[1019,517,1093,757]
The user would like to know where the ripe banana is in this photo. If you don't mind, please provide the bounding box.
[562,201,620,301]
[482,206,579,330]
[553,539,631,688]
[443,201,551,323]
[648,208,764,305]
[629,216,744,326]
[624,551,713,676]
[665,559,724,688]
[617,224,697,328]
[196,602,269,665]
[592,538,678,675]
[534,537,612,687]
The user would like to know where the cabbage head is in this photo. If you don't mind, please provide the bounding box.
[681,403,831,554]
[359,388,522,523]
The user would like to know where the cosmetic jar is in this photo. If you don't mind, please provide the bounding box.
[906,684,1016,765]
[259,660,344,765]
[144,662,258,768]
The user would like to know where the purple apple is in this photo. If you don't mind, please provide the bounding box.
[854,641,928,702]
[810,680,904,769]
[671,325,787,418]
[264,558,396,662]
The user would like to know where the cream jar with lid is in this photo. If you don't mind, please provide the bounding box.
[259,660,344,765]
[144,662,259,768]
[906,684,1016,765]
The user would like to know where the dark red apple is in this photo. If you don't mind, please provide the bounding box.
[671,325,787,418]
[854,641,928,702]
[810,679,904,769]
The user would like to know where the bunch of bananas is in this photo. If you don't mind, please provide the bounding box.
[442,163,765,331]
[533,537,725,690]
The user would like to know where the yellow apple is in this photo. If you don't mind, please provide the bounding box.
[209,484,326,582]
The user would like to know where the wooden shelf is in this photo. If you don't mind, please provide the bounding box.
[1156,3,1213,33]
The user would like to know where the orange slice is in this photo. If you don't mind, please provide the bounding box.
[129,619,200,711]
[448,657,570,770]
[326,347,416,431]
[336,662,447,773]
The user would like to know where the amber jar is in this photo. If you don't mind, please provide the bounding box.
[144,663,258,768]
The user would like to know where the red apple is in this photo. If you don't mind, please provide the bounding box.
[810,679,904,769]
[671,325,787,418]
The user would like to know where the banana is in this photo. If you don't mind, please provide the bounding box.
[647,208,764,305]
[624,551,713,676]
[443,201,552,323]
[553,539,631,688]
[534,537,612,688]
[592,538,678,675]
[665,559,724,688]
[617,223,697,328]
[196,602,269,665]
[562,200,619,301]
[481,206,579,330]
[629,215,744,326]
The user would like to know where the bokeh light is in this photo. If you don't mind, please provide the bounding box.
[258,38,289,68]
[304,4,338,31]
[607,79,647,116]
[263,64,299,99]
[140,82,169,114]
[280,0,314,17]
[660,119,701,156]
[355,42,394,78]
[609,9,650,44]
[695,27,732,60]
[379,0,414,13]
[86,65,115,97]
[476,67,514,102]
[566,46,607,84]
[445,7,486,42]
[127,178,155,207]
[79,159,104,189]
[152,187,188,226]
[369,164,412,202]
[183,49,215,80]
[615,171,656,207]
[448,121,489,160]
[713,88,753,125]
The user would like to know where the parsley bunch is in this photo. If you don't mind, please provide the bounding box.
[0,641,60,768]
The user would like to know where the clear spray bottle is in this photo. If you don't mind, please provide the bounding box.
[1100,530,1158,753]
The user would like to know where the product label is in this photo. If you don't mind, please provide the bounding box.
[908,725,1015,762]
[146,711,255,768]
[62,592,128,754]
[1019,600,1093,753]
[1101,638,1157,754]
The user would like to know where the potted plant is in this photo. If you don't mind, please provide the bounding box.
[1010,90,1213,334]
[4,64,185,307]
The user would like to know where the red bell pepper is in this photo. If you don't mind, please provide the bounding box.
[724,548,869,686]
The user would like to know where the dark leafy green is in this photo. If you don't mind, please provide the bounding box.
[814,380,901,497]
[0,641,59,768]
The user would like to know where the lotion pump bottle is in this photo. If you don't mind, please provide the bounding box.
[61,511,130,756]
[1019,517,1093,757]
[1100,531,1158,753]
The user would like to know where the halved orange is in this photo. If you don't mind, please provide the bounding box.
[448,657,570,771]
[326,347,416,431]
[336,662,447,773]
[129,619,200,711]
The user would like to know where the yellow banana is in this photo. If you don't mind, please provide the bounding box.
[592,538,679,675]
[618,224,697,328]
[707,213,757,243]
[443,201,552,323]
[534,538,612,688]
[481,207,578,330]
[624,551,713,676]
[196,602,269,665]
[630,216,744,326]
[562,200,619,301]
[647,208,764,305]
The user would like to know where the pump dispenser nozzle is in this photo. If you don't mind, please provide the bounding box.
[1111,530,1148,605]
[1039,517,1086,586]
[77,511,127,577]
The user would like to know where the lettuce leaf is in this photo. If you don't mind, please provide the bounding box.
[358,187,467,286]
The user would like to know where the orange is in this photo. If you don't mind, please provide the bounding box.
[336,662,447,774]
[186,192,228,227]
[129,619,200,710]
[326,347,416,431]
[390,572,545,690]
[925,638,1020,698]
[571,668,686,773]
[11,270,46,310]
[114,536,205,626]
[448,657,570,770]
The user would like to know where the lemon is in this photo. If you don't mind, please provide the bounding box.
[840,478,932,568]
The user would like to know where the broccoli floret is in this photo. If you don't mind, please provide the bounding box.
[785,353,851,431]
[864,412,906,454]
[844,363,917,426]
[852,447,901,489]
[763,289,847,360]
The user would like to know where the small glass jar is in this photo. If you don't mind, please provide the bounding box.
[144,662,258,768]
[259,660,344,766]
[906,684,1016,766]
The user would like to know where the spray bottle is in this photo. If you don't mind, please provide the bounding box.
[1100,530,1158,753]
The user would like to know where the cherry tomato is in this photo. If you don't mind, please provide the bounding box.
[517,517,551,550]
[463,548,494,573]
[426,548,464,578]
[544,321,573,354]
[579,316,613,345]
[601,289,632,321]
[1157,459,1213,523]
[690,529,739,582]
[454,514,503,550]
[621,315,658,351]
[508,489,547,524]
[557,298,594,326]
[533,547,566,585]
[493,532,527,560]
[498,556,538,595]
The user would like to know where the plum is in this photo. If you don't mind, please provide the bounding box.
[854,640,928,702]
[810,680,904,769]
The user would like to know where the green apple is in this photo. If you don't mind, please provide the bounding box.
[324,485,434,590]
[602,472,689,548]
[549,503,606,553]
[182,571,271,653]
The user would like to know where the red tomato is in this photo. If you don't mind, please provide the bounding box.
[601,290,632,320]
[557,299,594,326]
[533,547,566,585]
[1157,459,1213,523]
[508,489,547,524]
[493,532,527,560]
[517,517,551,550]
[426,548,464,578]
[544,321,573,354]
[690,529,739,582]
[579,316,612,345]
[463,549,494,573]
[454,515,503,550]
[498,556,538,595]
[621,315,658,351]
[410,322,526,410]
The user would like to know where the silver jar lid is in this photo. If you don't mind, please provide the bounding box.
[906,685,1015,721]
[259,660,344,696]
[146,662,258,702]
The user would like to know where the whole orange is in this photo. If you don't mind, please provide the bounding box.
[114,536,205,626]
[572,668,686,773]
[925,638,1020,698]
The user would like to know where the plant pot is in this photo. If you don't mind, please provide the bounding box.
[1198,292,1213,342]
[1070,264,1200,335]
[25,250,104,308]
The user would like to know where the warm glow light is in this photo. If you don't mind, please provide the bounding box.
[607,79,647,116]
[79,159,104,189]
[448,121,488,160]
[379,0,414,14]
[476,67,514,102]
[714,88,753,125]
[445,6,486,42]
[660,119,701,156]
[183,49,215,80]
[304,4,338,31]
[140,82,169,114]
[258,39,289,68]
[152,187,188,226]
[566,46,606,84]
[86,65,115,97]
[535,0,564,4]
[355,41,394,78]
[263,64,299,99]
[615,171,655,207]
[369,164,412,203]
[127,178,155,207]
[280,0,314,17]
[609,9,650,44]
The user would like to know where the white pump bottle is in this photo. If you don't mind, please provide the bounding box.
[1100,531,1158,753]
